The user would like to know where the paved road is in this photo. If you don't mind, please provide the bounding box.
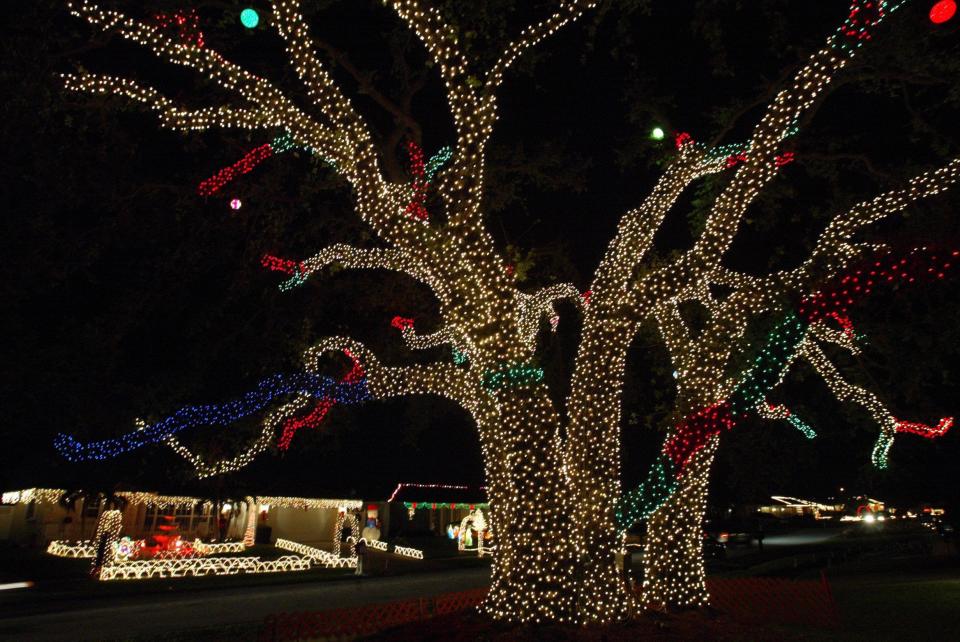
[761,527,843,547]
[0,567,490,641]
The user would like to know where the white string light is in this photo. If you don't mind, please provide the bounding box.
[59,0,958,621]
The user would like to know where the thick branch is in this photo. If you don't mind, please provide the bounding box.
[66,0,430,249]
[516,283,583,347]
[801,158,960,279]
[169,335,491,477]
[62,73,277,131]
[267,243,441,294]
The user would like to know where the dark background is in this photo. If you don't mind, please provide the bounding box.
[2,1,959,510]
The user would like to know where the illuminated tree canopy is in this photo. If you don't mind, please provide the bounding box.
[51,0,958,623]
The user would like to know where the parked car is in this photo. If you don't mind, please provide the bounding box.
[702,532,726,560]
[704,519,754,547]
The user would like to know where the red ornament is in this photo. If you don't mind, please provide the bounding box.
[674,132,693,149]
[391,316,415,331]
[930,0,957,24]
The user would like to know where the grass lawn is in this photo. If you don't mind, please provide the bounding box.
[799,554,960,640]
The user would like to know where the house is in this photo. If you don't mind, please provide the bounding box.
[0,487,362,548]
[380,482,488,538]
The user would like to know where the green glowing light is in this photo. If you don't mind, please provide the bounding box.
[240,8,260,29]
[650,127,665,141]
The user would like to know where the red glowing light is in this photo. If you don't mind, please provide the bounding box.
[930,1,957,24]
[198,143,273,196]
[404,141,430,220]
[261,254,303,275]
[277,351,365,450]
[895,417,954,438]
[774,152,795,167]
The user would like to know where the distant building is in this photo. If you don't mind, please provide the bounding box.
[757,495,844,520]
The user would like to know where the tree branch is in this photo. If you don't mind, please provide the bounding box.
[485,1,597,94]
[62,73,276,131]
[800,339,898,467]
[65,0,433,250]
[516,283,583,347]
[264,243,442,294]
[800,158,960,280]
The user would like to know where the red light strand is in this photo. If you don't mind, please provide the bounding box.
[154,10,204,48]
[404,141,430,220]
[277,351,365,451]
[260,254,303,275]
[197,143,273,196]
[895,417,954,438]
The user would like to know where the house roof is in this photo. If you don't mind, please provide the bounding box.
[386,482,488,505]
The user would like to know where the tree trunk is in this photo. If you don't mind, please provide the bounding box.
[564,316,638,622]
[477,387,595,624]
[641,439,717,609]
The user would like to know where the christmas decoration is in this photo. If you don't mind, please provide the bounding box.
[274,538,357,568]
[59,0,959,623]
[53,367,371,463]
[240,8,260,29]
[154,10,204,48]
[930,0,957,23]
[198,133,299,196]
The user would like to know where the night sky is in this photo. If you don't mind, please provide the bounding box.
[2,1,959,510]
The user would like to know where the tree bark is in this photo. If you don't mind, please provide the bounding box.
[564,316,638,622]
[641,439,717,609]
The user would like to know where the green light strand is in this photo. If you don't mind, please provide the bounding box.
[481,362,544,390]
[787,414,817,439]
[424,146,453,180]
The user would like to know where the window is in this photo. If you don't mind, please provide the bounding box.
[176,505,194,531]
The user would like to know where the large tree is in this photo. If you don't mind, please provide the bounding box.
[51,0,958,623]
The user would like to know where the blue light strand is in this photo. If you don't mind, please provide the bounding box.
[54,372,371,462]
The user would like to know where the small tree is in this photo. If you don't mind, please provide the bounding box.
[56,0,957,622]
